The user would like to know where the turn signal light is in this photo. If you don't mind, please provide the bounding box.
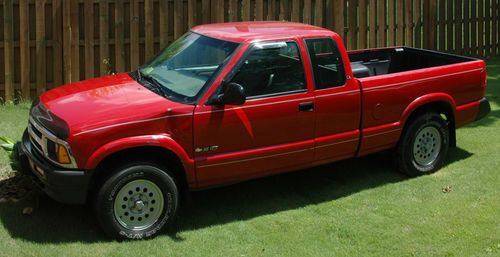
[57,144,71,164]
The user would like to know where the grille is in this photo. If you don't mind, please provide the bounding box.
[30,122,43,138]
[28,122,44,156]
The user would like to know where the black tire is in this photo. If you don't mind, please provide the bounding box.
[95,162,178,240]
[395,112,450,176]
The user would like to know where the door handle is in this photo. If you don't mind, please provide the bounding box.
[298,102,314,112]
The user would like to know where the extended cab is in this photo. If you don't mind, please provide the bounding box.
[17,22,490,239]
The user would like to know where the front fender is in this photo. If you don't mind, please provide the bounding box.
[84,134,195,183]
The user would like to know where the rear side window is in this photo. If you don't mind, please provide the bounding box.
[305,38,346,89]
[230,41,306,98]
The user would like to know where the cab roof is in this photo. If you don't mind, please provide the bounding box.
[191,21,334,43]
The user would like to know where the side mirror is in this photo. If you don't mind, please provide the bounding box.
[211,82,246,105]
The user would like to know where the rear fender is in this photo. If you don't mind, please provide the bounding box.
[400,93,456,126]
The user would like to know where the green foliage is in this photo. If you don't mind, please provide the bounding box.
[0,136,15,154]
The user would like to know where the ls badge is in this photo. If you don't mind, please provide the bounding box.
[195,145,219,153]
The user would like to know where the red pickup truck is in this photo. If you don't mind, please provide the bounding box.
[18,22,490,239]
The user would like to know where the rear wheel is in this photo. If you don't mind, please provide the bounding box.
[95,162,178,240]
[395,112,450,176]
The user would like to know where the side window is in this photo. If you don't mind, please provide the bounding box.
[230,42,306,98]
[305,38,346,89]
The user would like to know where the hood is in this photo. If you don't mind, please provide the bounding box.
[39,73,193,136]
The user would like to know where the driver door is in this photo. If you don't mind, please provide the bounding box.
[193,40,316,187]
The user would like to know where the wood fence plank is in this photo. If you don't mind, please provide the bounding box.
[493,0,500,53]
[493,0,497,55]
[84,0,94,79]
[359,0,368,48]
[455,0,462,54]
[19,0,30,99]
[438,0,445,51]
[36,0,46,95]
[414,0,422,48]
[405,0,412,46]
[315,0,324,27]
[348,0,358,49]
[99,0,109,75]
[464,0,470,55]
[303,0,311,24]
[63,0,72,81]
[144,0,154,60]
[471,0,477,56]
[378,0,386,47]
[334,0,345,38]
[70,0,80,81]
[52,0,63,88]
[3,0,14,102]
[188,0,196,27]
[368,0,377,48]
[256,0,264,20]
[174,0,183,39]
[267,0,276,20]
[279,0,286,20]
[201,0,210,23]
[477,0,484,56]
[325,0,333,29]
[292,0,300,22]
[229,0,238,21]
[242,0,251,21]
[159,0,169,48]
[130,0,140,68]
[369,0,377,48]
[387,0,395,46]
[430,0,438,49]
[215,0,224,23]
[479,0,484,56]
[115,0,125,72]
[446,0,454,52]
[396,0,404,45]
[486,0,491,56]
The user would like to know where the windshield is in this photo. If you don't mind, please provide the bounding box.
[138,32,239,103]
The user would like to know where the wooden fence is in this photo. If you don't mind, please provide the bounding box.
[1,0,499,102]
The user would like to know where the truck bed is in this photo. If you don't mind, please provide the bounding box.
[349,46,485,156]
[348,47,476,78]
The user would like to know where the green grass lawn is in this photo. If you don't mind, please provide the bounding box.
[0,60,499,257]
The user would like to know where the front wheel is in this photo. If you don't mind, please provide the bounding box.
[95,163,179,240]
[395,112,450,176]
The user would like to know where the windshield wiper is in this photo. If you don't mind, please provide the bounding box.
[138,71,170,99]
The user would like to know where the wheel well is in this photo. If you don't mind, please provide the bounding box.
[90,146,188,195]
[403,101,456,147]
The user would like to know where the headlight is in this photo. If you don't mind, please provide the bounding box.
[30,118,77,169]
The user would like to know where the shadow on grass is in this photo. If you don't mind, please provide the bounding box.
[0,147,473,244]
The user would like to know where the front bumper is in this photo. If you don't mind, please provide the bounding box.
[475,97,491,121]
[18,130,91,204]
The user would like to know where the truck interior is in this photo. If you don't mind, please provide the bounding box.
[348,47,476,78]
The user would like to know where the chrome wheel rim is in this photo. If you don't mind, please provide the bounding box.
[413,126,442,166]
[113,179,164,231]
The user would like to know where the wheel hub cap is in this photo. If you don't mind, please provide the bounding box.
[113,179,164,231]
[413,126,442,166]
